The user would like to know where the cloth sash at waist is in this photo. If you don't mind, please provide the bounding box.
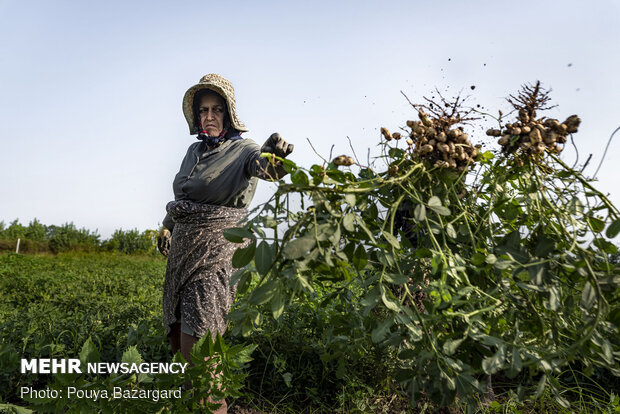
[166,199,248,226]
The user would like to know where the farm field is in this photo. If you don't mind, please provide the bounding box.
[0,252,618,413]
[0,253,168,406]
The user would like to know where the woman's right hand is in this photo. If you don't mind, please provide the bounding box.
[261,133,294,158]
[157,228,171,257]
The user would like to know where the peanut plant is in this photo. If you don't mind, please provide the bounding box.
[226,83,620,409]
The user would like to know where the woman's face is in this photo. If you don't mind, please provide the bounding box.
[198,92,226,136]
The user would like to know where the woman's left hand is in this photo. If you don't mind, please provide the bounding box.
[261,133,294,158]
[157,228,171,257]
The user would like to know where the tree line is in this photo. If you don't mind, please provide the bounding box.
[0,219,158,255]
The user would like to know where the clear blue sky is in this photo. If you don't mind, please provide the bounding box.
[1,0,619,238]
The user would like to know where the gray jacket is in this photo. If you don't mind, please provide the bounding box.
[162,137,286,230]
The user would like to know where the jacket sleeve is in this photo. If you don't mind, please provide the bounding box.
[161,143,199,231]
[162,212,175,232]
[243,139,289,181]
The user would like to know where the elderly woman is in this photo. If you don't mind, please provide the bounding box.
[157,74,292,406]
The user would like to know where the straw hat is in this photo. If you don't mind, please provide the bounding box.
[182,73,248,134]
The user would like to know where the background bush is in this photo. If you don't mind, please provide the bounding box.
[0,219,157,255]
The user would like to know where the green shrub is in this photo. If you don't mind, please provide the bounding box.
[47,223,100,254]
[24,219,47,242]
[104,228,156,254]
[0,219,27,240]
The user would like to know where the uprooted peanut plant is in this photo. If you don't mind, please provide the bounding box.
[226,82,619,410]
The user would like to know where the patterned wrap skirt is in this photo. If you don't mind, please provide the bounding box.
[162,200,248,339]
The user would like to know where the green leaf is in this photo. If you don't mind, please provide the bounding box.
[606,219,620,238]
[501,230,523,248]
[261,215,277,228]
[234,271,251,294]
[415,248,432,258]
[223,227,254,243]
[598,275,620,286]
[326,168,346,183]
[471,252,486,266]
[371,318,393,343]
[442,337,465,356]
[249,279,278,306]
[533,374,547,399]
[290,169,309,186]
[414,204,426,221]
[282,236,316,260]
[380,285,401,312]
[482,150,494,160]
[507,347,522,378]
[586,215,605,233]
[485,254,497,265]
[360,286,381,309]
[476,334,503,347]
[517,283,546,292]
[482,344,506,375]
[295,273,314,293]
[441,370,456,391]
[528,264,546,285]
[539,359,552,372]
[427,196,451,216]
[353,245,368,270]
[232,241,256,268]
[446,223,457,239]
[355,216,377,243]
[121,346,143,365]
[270,290,285,319]
[594,238,618,254]
[554,394,571,409]
[345,193,356,206]
[384,273,409,285]
[398,349,416,360]
[600,339,614,365]
[455,374,480,397]
[504,203,521,221]
[314,223,337,242]
[343,213,356,232]
[280,158,297,173]
[382,230,401,249]
[329,223,341,245]
[79,337,100,365]
[250,309,263,327]
[254,241,273,276]
[494,260,512,270]
[547,286,560,311]
[580,281,596,310]
[395,312,423,342]
[377,250,396,267]
[568,197,584,215]
[535,236,556,257]
[310,165,325,184]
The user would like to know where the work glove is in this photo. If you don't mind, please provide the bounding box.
[157,228,171,257]
[261,133,294,159]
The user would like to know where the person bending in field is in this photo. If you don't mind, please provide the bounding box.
[157,74,293,413]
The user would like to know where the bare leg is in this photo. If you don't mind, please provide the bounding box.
[169,322,181,356]
[180,331,227,414]
[179,330,199,363]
